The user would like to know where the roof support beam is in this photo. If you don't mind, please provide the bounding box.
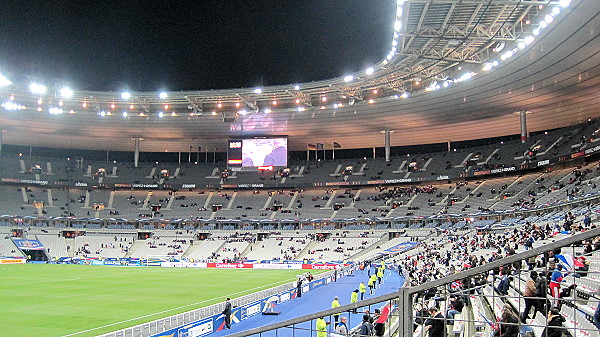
[235,94,257,112]
[184,96,203,114]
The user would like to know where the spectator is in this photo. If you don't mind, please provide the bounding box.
[549,266,564,307]
[373,308,385,336]
[335,316,349,335]
[424,307,446,337]
[496,275,513,296]
[493,305,519,337]
[521,271,538,323]
[541,307,569,337]
[535,271,549,315]
[446,294,464,325]
[359,314,373,337]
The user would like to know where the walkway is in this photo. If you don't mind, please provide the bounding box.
[216,267,405,337]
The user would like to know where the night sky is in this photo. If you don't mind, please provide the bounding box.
[0,1,396,92]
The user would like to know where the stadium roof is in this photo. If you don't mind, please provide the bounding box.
[0,0,598,152]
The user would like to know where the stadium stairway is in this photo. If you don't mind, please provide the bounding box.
[214,267,404,337]
[295,241,319,260]
[124,240,146,258]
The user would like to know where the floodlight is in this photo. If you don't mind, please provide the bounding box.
[394,20,401,31]
[60,87,73,98]
[254,88,262,94]
[159,92,168,99]
[121,92,131,99]
[343,75,354,82]
[30,83,47,95]
[456,72,473,82]
[2,101,23,111]
[122,111,128,117]
[158,111,164,118]
[559,0,570,8]
[0,74,11,86]
[524,36,534,45]
[366,67,374,75]
[49,107,63,115]
[294,85,300,90]
[501,50,514,60]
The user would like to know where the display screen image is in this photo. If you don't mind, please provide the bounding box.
[241,138,287,167]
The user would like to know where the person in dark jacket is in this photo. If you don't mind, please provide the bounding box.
[496,275,513,296]
[446,295,464,324]
[297,278,302,297]
[222,298,232,329]
[359,314,373,337]
[373,308,385,336]
[493,305,519,337]
[593,300,600,330]
[535,272,549,315]
[424,307,447,337]
[541,308,570,337]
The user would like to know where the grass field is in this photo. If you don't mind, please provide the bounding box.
[0,264,311,337]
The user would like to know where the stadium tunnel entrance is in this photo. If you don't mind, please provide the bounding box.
[22,249,48,262]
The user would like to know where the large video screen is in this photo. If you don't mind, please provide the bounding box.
[242,138,287,167]
[227,137,288,169]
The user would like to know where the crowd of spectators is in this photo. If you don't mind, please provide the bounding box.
[402,213,599,336]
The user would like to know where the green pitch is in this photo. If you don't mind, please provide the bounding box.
[0,264,312,337]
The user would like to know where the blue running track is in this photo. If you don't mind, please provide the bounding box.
[215,267,404,337]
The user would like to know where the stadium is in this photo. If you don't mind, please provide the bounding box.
[1,0,600,337]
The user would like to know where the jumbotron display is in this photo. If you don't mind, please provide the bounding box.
[228,137,288,169]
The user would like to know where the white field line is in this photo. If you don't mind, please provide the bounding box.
[59,277,296,337]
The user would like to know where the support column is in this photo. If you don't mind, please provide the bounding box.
[0,130,3,156]
[132,138,141,167]
[384,129,391,162]
[520,111,528,143]
[398,287,413,337]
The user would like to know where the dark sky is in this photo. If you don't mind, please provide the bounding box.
[0,1,396,91]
